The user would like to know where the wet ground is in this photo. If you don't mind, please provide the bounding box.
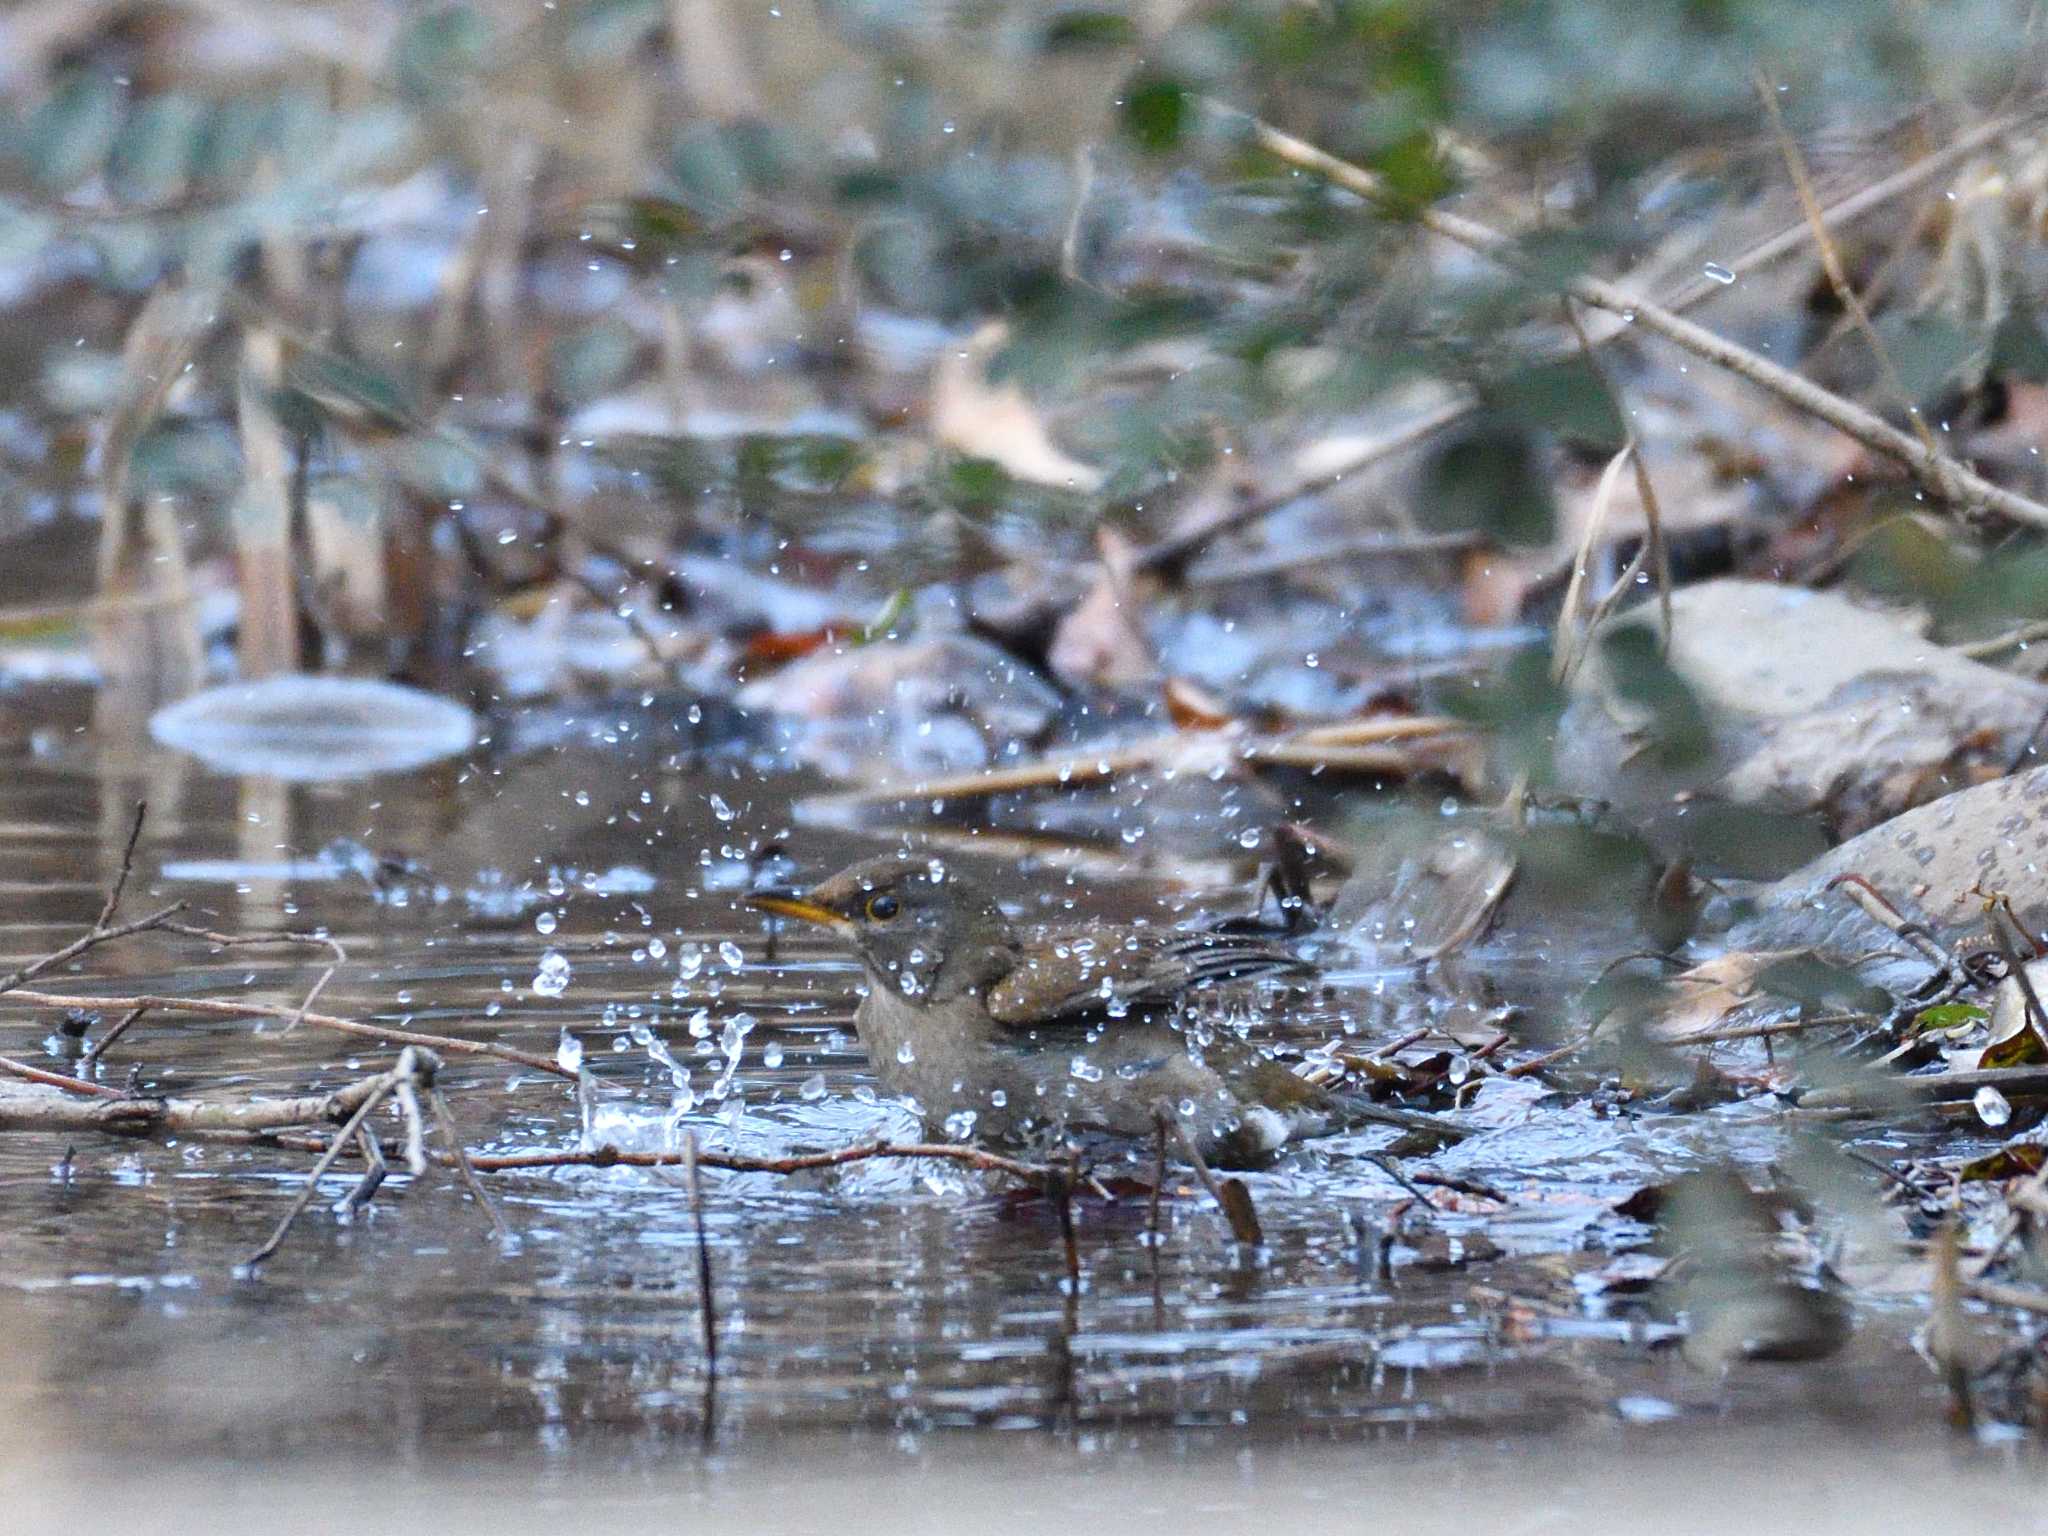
[0,686,2018,1503]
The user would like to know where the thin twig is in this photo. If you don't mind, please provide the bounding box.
[1966,1276,2048,1316]
[1801,1063,2048,1111]
[1755,70,1942,461]
[428,1085,509,1243]
[1049,1151,1082,1288]
[1561,295,1673,645]
[79,1003,150,1073]
[1164,1114,1263,1246]
[0,900,188,997]
[243,1071,403,1268]
[0,1053,126,1099]
[6,988,568,1079]
[93,800,147,932]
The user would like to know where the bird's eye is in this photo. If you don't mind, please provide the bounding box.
[866,893,900,921]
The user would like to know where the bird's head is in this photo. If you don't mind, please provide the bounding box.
[748,854,1018,1002]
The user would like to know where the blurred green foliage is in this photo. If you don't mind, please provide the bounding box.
[0,0,2039,567]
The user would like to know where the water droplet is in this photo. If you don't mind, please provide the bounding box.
[1069,1056,1104,1083]
[555,1029,583,1072]
[1702,261,1736,285]
[989,1089,1008,1107]
[718,940,744,971]
[1976,1084,2013,1127]
[762,1040,785,1069]
[535,910,558,936]
[799,1072,827,1101]
[532,949,571,998]
[943,1109,978,1139]
[896,1041,917,1064]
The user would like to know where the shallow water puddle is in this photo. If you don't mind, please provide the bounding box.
[0,731,1949,1458]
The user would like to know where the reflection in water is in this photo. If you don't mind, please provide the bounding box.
[0,722,1934,1465]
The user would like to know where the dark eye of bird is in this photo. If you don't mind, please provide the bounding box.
[866,893,899,921]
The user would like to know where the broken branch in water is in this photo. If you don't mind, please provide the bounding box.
[7,988,568,1080]
[0,1063,394,1137]
[462,1138,1049,1180]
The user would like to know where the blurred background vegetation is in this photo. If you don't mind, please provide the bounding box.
[1,0,2046,747]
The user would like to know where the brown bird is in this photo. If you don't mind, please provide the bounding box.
[750,854,1468,1167]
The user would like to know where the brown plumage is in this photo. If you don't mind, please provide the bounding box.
[751,854,1467,1166]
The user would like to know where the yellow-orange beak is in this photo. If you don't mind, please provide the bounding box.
[746,892,849,930]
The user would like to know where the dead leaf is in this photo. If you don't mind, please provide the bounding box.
[930,322,1105,491]
[1047,526,1157,691]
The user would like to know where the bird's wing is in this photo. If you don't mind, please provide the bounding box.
[984,926,1310,1030]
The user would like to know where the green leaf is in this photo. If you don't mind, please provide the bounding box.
[108,93,205,206]
[1122,72,1191,153]
[24,72,123,190]
[1041,11,1138,52]
[1991,303,2048,384]
[1418,422,1555,548]
[1908,1002,1988,1036]
[1599,622,1713,771]
[393,6,492,101]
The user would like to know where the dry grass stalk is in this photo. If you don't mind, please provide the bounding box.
[1755,71,1942,461]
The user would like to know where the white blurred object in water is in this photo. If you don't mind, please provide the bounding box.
[149,675,476,781]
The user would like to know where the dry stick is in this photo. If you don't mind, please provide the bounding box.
[1049,1152,1082,1288]
[1135,397,1471,574]
[1232,110,2048,533]
[93,800,147,932]
[1148,1115,1168,1253]
[807,716,1471,809]
[79,1002,150,1073]
[0,1073,390,1135]
[1964,618,2048,660]
[1965,1277,2048,1316]
[1755,70,1943,462]
[1184,529,1482,585]
[0,1053,126,1099]
[464,1137,1047,1181]
[0,900,188,998]
[393,1064,429,1176]
[244,1065,410,1268]
[428,1085,509,1243]
[1139,100,2048,574]
[1550,442,1640,684]
[5,988,569,1080]
[341,1123,389,1215]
